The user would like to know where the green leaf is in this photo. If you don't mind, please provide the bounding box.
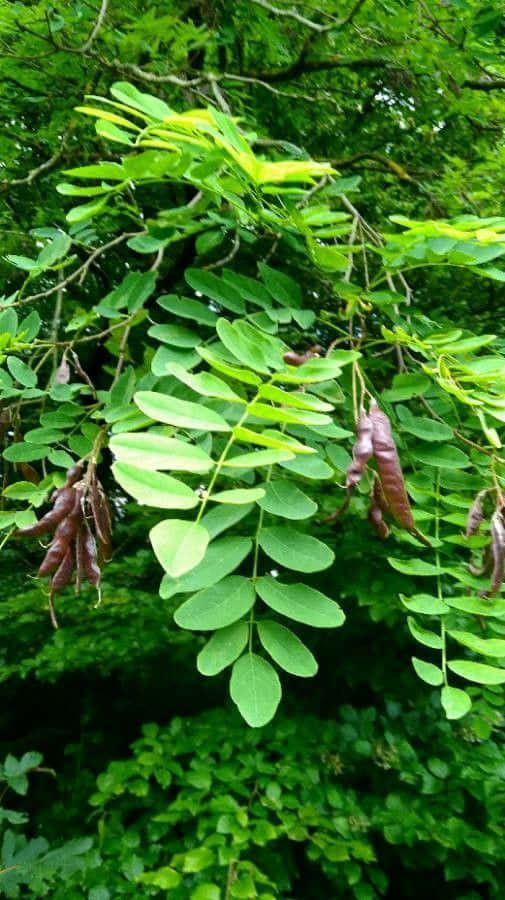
[201,505,254,540]
[217,318,285,373]
[447,659,505,684]
[258,263,302,307]
[112,462,198,509]
[135,391,231,432]
[3,444,49,462]
[197,346,261,385]
[174,576,255,631]
[401,594,450,614]
[448,630,505,658]
[221,269,272,307]
[148,324,200,347]
[64,162,126,180]
[160,536,252,598]
[24,427,64,445]
[256,577,345,627]
[257,480,317,520]
[278,357,350,384]
[443,595,505,616]
[280,453,333,479]
[440,686,472,720]
[259,527,334,572]
[248,402,330,427]
[210,488,265,504]
[258,621,317,677]
[97,270,157,316]
[158,294,218,327]
[151,345,200,376]
[407,616,443,649]
[388,557,445,576]
[0,309,18,336]
[197,621,249,675]
[230,653,282,727]
[66,197,107,223]
[410,445,470,469]
[164,363,243,403]
[412,657,444,686]
[110,81,173,118]
[110,432,213,472]
[150,520,209,577]
[398,413,454,442]
[258,383,334,412]
[5,255,39,271]
[185,269,245,313]
[382,374,430,402]
[223,449,295,468]
[6,357,36,388]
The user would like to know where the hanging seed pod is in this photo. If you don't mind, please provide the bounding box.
[466,490,486,538]
[490,509,505,595]
[64,464,83,487]
[373,474,391,517]
[16,487,77,537]
[89,478,112,556]
[51,546,73,594]
[346,409,373,491]
[82,524,101,587]
[370,400,431,548]
[75,526,84,593]
[38,537,69,576]
[51,491,82,545]
[368,502,390,539]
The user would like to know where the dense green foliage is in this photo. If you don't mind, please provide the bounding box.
[2,1,505,896]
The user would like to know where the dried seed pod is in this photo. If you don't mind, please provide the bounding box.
[16,487,76,537]
[283,350,311,367]
[51,546,73,594]
[64,464,83,487]
[75,526,84,593]
[373,474,391,517]
[466,490,486,538]
[82,524,101,588]
[490,509,505,595]
[370,400,431,548]
[368,502,390,540]
[90,478,112,553]
[346,410,373,491]
[38,537,68,577]
[52,490,82,544]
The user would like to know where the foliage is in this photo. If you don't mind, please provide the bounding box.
[2,1,505,896]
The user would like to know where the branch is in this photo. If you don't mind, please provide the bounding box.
[246,53,398,83]
[0,125,75,192]
[12,232,139,307]
[249,0,368,31]
[46,0,108,53]
[463,78,505,91]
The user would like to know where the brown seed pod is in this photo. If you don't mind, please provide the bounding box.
[373,474,391,517]
[52,491,82,545]
[368,502,390,540]
[38,537,69,577]
[82,523,101,588]
[55,356,70,384]
[64,464,83,487]
[75,526,84,593]
[490,509,505,595]
[16,487,77,538]
[346,410,373,491]
[90,478,112,555]
[466,490,486,538]
[19,463,40,485]
[283,350,311,367]
[51,546,73,594]
[370,400,431,548]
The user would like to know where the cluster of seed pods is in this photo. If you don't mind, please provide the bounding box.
[16,464,112,626]
[466,491,505,596]
[346,400,431,547]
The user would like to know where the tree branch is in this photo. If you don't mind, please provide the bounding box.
[463,78,505,91]
[246,53,398,83]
